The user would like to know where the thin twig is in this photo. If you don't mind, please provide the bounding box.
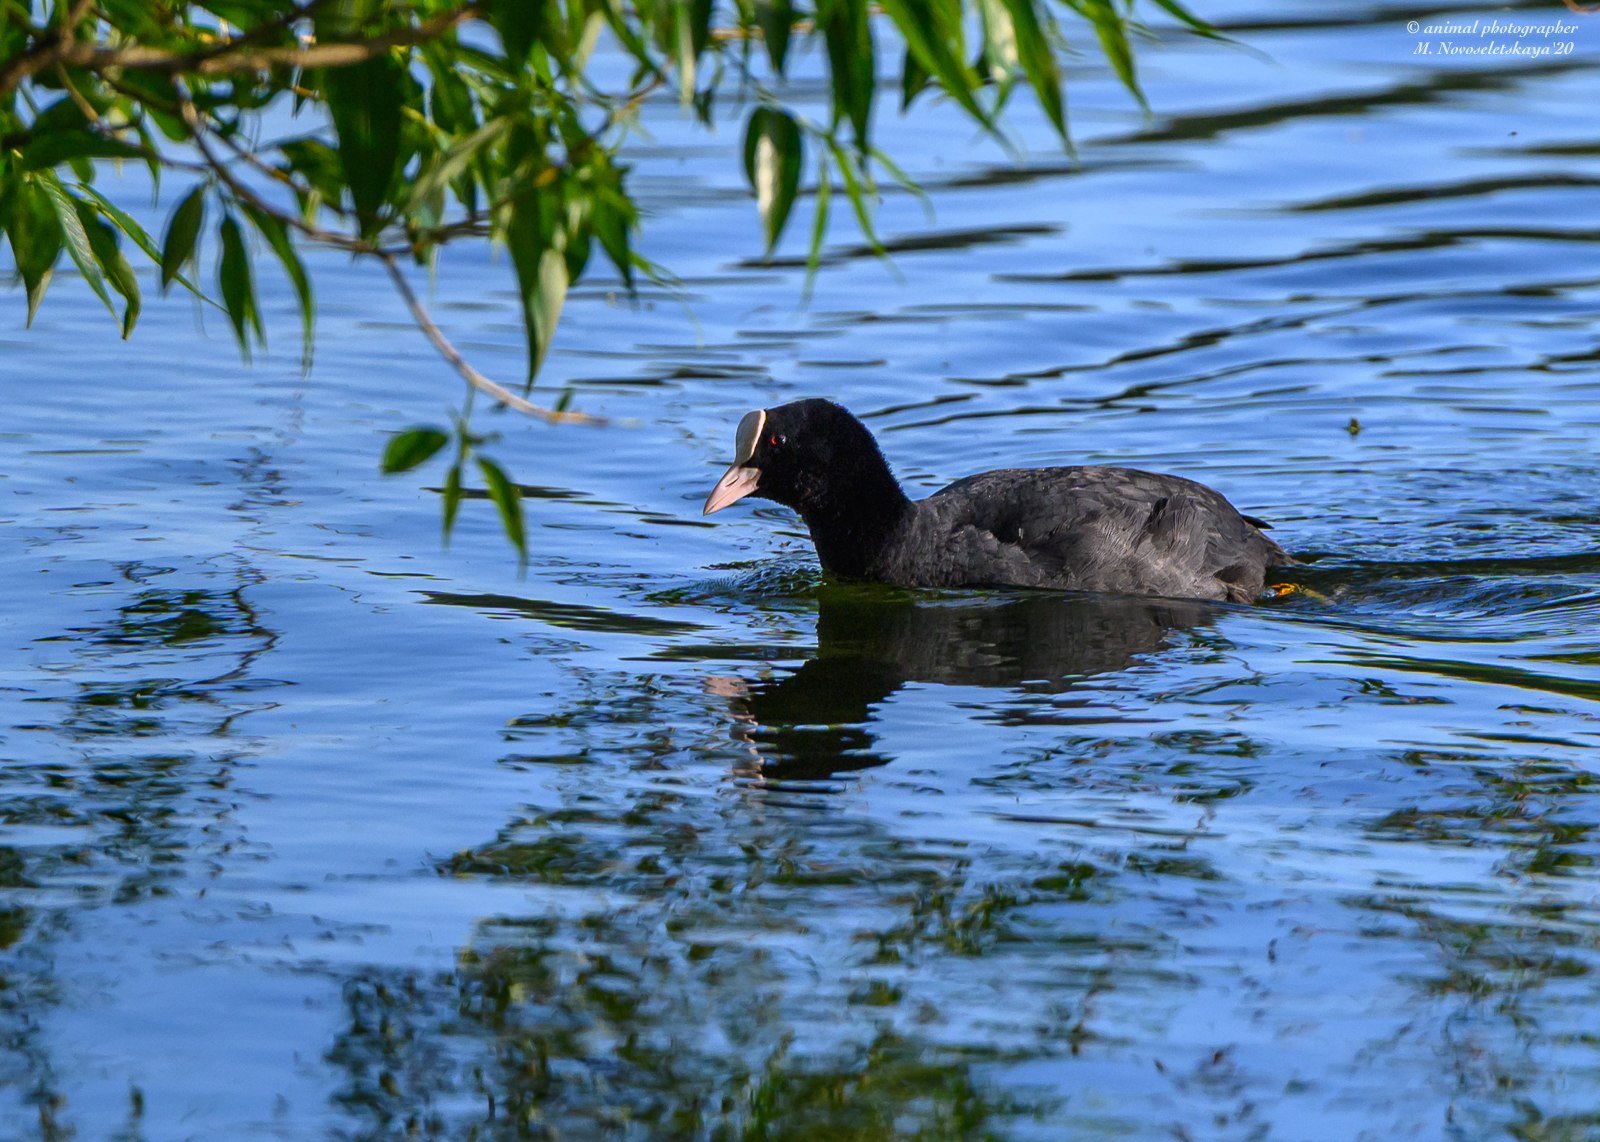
[54,62,101,122]
[179,94,370,252]
[208,117,343,208]
[1,5,477,99]
[381,254,604,426]
[180,95,596,427]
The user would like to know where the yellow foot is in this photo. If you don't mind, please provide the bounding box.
[1264,582,1328,602]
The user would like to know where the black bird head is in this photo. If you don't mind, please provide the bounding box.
[703,399,901,518]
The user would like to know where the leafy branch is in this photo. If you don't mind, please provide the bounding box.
[2,0,1216,555]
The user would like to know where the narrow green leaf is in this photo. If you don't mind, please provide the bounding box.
[506,193,570,384]
[592,177,637,290]
[742,108,803,254]
[18,128,148,171]
[276,137,346,212]
[901,45,930,110]
[485,0,544,61]
[1147,0,1225,39]
[818,0,876,150]
[828,140,882,255]
[160,185,206,292]
[978,0,1019,75]
[403,118,509,216]
[1082,0,1147,109]
[803,151,832,300]
[321,54,405,238]
[560,191,593,281]
[597,1,660,77]
[999,0,1067,140]
[686,0,714,57]
[133,117,163,190]
[670,0,701,104]
[867,145,933,221]
[5,178,64,325]
[75,200,141,338]
[38,172,117,324]
[422,43,475,133]
[476,456,527,564]
[241,202,314,367]
[442,462,463,544]
[572,8,604,67]
[879,0,991,130]
[217,213,262,357]
[382,427,450,473]
[755,0,795,74]
[75,184,161,264]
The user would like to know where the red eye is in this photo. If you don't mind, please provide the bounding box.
[768,433,786,448]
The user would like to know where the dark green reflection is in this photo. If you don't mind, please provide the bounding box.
[325,963,1042,1139]
[720,588,1215,779]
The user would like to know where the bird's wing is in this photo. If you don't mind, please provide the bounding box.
[926,467,1286,600]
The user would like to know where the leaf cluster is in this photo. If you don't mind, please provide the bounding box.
[1,0,1214,557]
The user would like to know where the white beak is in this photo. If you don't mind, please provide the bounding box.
[702,409,766,515]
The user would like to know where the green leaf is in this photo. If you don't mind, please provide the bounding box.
[276,137,346,214]
[75,184,161,264]
[37,172,118,325]
[818,0,876,150]
[30,96,91,137]
[18,128,148,171]
[978,0,1019,75]
[1147,0,1225,40]
[442,461,464,544]
[999,0,1067,141]
[422,42,476,134]
[827,139,882,256]
[592,175,637,290]
[879,0,991,131]
[485,0,544,61]
[217,213,262,357]
[476,456,527,564]
[901,44,931,110]
[867,145,933,221]
[804,151,833,299]
[160,185,206,293]
[505,174,570,384]
[742,108,804,254]
[241,202,314,366]
[403,118,509,216]
[4,178,64,325]
[756,0,795,74]
[321,53,405,239]
[1082,0,1147,109]
[382,427,450,473]
[110,70,188,143]
[669,0,713,105]
[75,199,141,338]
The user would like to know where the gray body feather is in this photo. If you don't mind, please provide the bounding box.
[871,467,1292,603]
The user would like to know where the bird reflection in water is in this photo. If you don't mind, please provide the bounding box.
[710,587,1216,781]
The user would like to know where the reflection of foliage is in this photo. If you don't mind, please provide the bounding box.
[401,772,1127,1138]
[324,956,1041,1140]
[0,561,277,1132]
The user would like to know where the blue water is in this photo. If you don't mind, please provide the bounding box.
[5,1,1600,1137]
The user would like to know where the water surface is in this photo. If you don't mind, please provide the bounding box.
[4,1,1600,1137]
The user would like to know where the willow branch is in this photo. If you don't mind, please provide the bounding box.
[1,5,477,99]
[380,255,604,426]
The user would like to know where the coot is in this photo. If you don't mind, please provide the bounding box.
[703,399,1294,603]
